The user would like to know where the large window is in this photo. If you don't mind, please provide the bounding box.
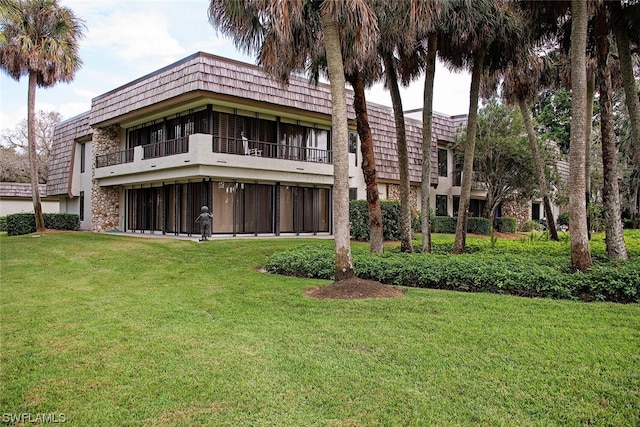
[79,191,84,221]
[438,148,448,177]
[436,195,448,216]
[127,108,209,149]
[80,143,86,173]
[453,154,464,186]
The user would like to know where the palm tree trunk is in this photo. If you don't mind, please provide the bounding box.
[383,52,413,253]
[319,10,355,281]
[28,70,45,232]
[518,99,559,241]
[453,48,485,254]
[568,0,592,272]
[596,8,628,261]
[585,68,595,239]
[347,70,384,254]
[613,5,640,168]
[421,32,437,253]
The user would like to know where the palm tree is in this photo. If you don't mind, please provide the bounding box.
[594,5,627,260]
[568,0,592,271]
[209,0,378,280]
[500,53,560,241]
[437,0,524,254]
[376,0,420,254]
[412,0,447,254]
[345,68,385,254]
[421,32,438,253]
[0,0,83,232]
[611,0,640,168]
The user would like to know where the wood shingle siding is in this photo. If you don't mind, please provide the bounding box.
[47,112,92,196]
[90,52,337,127]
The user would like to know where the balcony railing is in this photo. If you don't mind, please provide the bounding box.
[96,148,134,168]
[212,136,332,164]
[96,134,333,169]
[143,137,189,159]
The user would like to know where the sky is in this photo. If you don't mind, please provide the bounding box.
[0,0,471,132]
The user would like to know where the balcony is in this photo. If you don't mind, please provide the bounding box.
[94,134,334,187]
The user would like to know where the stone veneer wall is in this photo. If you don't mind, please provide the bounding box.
[387,184,418,210]
[501,199,531,231]
[91,125,121,232]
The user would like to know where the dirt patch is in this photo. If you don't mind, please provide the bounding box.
[305,277,406,300]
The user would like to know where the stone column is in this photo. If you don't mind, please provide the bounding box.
[502,199,530,231]
[91,125,121,232]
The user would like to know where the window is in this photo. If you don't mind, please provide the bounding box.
[349,188,358,200]
[436,195,448,216]
[532,203,541,220]
[79,191,85,221]
[453,154,464,186]
[349,132,358,166]
[438,148,448,177]
[80,143,86,173]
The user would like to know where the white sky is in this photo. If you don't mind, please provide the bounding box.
[0,0,471,132]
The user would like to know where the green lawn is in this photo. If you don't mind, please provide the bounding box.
[1,232,639,426]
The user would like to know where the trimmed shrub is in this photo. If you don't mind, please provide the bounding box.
[6,213,80,236]
[432,216,456,234]
[467,217,492,235]
[0,216,7,232]
[380,200,401,241]
[265,243,640,303]
[349,200,370,241]
[496,217,517,233]
[349,200,405,241]
[557,212,569,226]
[521,220,541,232]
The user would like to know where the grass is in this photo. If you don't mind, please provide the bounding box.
[1,232,639,426]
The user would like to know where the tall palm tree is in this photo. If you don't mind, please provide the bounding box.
[611,0,640,168]
[568,0,592,271]
[0,0,83,232]
[500,53,560,241]
[421,32,438,253]
[376,0,420,254]
[209,0,378,280]
[345,68,385,254]
[437,0,524,254]
[412,0,447,254]
[594,5,627,260]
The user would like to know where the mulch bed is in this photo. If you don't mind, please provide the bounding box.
[305,277,406,300]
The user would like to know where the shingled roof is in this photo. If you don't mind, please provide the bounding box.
[49,52,466,195]
[48,112,92,196]
[90,52,338,127]
[0,182,47,198]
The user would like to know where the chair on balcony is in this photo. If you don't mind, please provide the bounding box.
[242,133,262,157]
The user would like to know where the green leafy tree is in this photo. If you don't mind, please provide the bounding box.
[436,0,525,254]
[0,0,83,231]
[465,99,538,221]
[1,110,62,183]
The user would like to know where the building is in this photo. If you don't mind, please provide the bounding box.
[0,182,60,216]
[48,52,558,236]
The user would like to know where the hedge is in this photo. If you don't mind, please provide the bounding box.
[349,200,407,241]
[495,217,517,233]
[6,213,80,236]
[351,203,493,241]
[264,243,640,303]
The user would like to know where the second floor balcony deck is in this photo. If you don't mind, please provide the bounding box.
[94,134,334,187]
